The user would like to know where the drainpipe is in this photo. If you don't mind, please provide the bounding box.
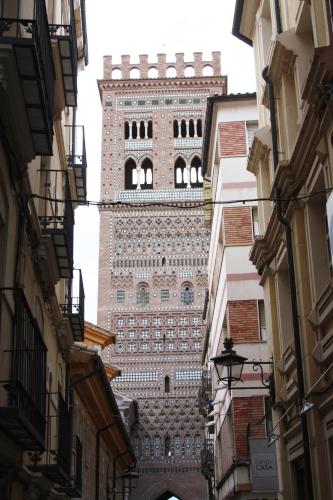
[112,451,130,500]
[274,0,282,35]
[96,421,119,500]
[262,67,314,499]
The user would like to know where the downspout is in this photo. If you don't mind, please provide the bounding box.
[274,0,282,35]
[262,67,314,500]
[112,451,130,500]
[96,421,119,500]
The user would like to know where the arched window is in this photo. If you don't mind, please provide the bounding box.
[184,434,192,456]
[148,120,153,138]
[166,66,177,78]
[139,120,145,139]
[132,121,138,139]
[165,375,170,393]
[174,435,181,456]
[154,436,161,457]
[184,65,195,77]
[164,436,172,457]
[194,434,201,456]
[148,67,158,78]
[189,119,195,137]
[124,121,129,139]
[173,120,179,138]
[144,436,151,457]
[134,436,141,459]
[197,119,202,137]
[140,158,153,189]
[125,158,137,190]
[137,283,149,305]
[174,157,187,188]
[182,283,194,305]
[130,67,140,79]
[181,119,186,138]
[190,156,203,187]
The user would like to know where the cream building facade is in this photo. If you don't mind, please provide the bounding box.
[233,1,333,499]
[0,1,89,498]
[201,93,277,499]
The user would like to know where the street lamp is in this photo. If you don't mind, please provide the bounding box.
[122,466,139,499]
[210,337,274,396]
[210,337,248,391]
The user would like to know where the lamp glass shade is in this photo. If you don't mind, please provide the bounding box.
[210,339,248,387]
[122,469,139,490]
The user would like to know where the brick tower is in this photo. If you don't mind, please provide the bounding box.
[97,53,227,500]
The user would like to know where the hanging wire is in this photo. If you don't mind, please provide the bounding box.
[27,186,333,210]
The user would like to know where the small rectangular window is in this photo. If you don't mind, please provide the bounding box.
[138,100,145,105]
[246,121,258,151]
[105,101,112,107]
[165,99,172,105]
[258,300,267,341]
[161,289,169,302]
[152,99,159,105]
[193,98,200,104]
[124,101,132,106]
[252,207,260,237]
[116,290,125,303]
[179,99,187,104]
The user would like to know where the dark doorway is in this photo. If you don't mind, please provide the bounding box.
[155,492,182,500]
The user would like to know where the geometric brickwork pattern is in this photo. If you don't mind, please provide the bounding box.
[97,52,227,499]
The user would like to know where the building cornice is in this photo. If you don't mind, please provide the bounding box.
[97,76,227,99]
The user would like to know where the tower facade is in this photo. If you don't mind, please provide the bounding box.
[97,53,227,500]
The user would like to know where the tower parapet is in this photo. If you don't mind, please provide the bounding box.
[103,52,221,79]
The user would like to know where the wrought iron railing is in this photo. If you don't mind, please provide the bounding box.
[57,393,71,476]
[0,0,55,153]
[38,169,74,278]
[49,0,78,107]
[0,289,47,449]
[200,438,214,479]
[61,269,85,341]
[65,125,87,203]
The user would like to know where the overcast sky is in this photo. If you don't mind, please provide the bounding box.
[74,0,256,324]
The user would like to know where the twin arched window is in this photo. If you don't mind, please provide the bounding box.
[174,156,203,188]
[125,158,153,190]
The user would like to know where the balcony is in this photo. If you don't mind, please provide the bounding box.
[0,289,47,450]
[49,0,77,107]
[198,370,212,416]
[200,438,214,480]
[29,394,72,485]
[38,170,74,280]
[58,436,83,497]
[65,125,87,204]
[0,0,55,156]
[61,269,85,342]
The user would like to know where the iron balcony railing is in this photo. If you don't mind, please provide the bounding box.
[38,169,74,279]
[61,269,85,342]
[200,438,214,479]
[30,393,72,485]
[0,289,47,450]
[49,0,77,107]
[0,0,55,155]
[65,125,87,204]
[58,435,83,497]
[198,370,212,415]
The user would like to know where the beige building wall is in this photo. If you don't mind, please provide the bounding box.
[233,1,333,498]
[0,1,88,498]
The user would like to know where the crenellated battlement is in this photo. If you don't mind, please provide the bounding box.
[103,52,221,80]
